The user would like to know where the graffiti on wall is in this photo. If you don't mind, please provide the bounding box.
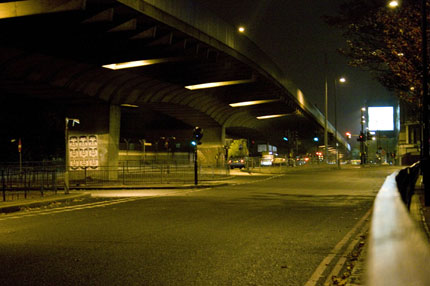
[69,135,98,170]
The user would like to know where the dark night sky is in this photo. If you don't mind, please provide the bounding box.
[197,0,395,147]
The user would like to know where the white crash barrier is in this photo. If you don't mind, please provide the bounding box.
[366,171,430,286]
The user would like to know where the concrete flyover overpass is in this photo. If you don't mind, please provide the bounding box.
[0,0,349,168]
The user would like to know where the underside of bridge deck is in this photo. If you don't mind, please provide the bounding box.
[0,0,342,163]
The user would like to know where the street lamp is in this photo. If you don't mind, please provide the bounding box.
[388,0,430,205]
[64,117,80,194]
[334,77,347,168]
[388,0,399,8]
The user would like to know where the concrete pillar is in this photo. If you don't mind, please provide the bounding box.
[108,104,121,180]
[198,126,225,166]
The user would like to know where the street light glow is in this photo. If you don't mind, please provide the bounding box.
[185,79,254,90]
[229,99,280,107]
[238,26,245,33]
[339,77,346,83]
[102,57,183,70]
[256,114,288,120]
[388,0,399,8]
[120,104,139,108]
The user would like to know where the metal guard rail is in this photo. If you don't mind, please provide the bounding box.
[367,163,430,286]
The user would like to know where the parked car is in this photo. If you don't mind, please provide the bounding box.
[261,154,274,166]
[228,157,246,169]
[272,157,286,166]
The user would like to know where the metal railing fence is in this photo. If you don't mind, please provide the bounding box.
[1,160,229,200]
[68,160,229,186]
[1,167,58,201]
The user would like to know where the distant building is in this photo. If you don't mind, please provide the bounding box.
[397,102,421,165]
[364,99,400,165]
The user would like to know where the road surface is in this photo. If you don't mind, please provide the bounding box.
[0,166,398,285]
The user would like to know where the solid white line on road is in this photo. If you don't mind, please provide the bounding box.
[0,188,210,221]
[304,208,372,286]
[0,197,142,221]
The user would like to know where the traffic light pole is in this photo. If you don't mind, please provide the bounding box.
[192,126,203,186]
[194,145,198,185]
[360,108,366,165]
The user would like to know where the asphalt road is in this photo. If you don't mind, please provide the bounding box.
[0,166,398,286]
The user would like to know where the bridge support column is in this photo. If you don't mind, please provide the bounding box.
[107,104,121,180]
[198,126,226,167]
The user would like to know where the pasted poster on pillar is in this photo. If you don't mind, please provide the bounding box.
[69,134,98,170]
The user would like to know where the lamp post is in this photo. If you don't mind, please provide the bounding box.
[324,54,329,164]
[388,0,430,205]
[334,77,346,169]
[64,117,80,194]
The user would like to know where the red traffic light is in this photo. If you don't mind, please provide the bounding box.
[345,132,352,139]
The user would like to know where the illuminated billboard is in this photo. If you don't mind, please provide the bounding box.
[368,106,394,131]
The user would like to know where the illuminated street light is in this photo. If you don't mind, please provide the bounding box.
[256,114,288,120]
[238,26,245,33]
[185,78,254,90]
[334,76,347,168]
[229,99,280,107]
[120,103,139,108]
[388,0,399,8]
[102,57,183,70]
